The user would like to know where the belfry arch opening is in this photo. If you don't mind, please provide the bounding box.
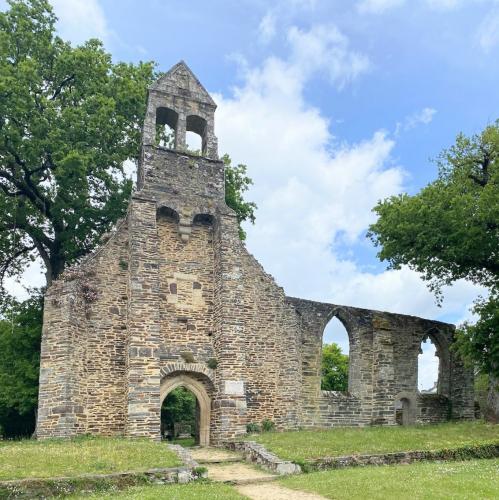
[160,373,211,446]
[156,107,178,148]
[418,335,440,393]
[186,115,207,155]
[321,316,350,392]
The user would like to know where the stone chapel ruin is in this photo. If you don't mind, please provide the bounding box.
[37,62,474,445]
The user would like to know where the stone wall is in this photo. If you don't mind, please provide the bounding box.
[37,61,474,443]
[288,297,474,428]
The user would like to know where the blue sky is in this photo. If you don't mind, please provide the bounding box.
[4,0,499,386]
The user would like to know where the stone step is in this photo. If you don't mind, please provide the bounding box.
[196,456,243,464]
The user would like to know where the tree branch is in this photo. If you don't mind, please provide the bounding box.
[50,74,75,100]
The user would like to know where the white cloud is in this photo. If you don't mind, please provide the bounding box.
[51,0,109,45]
[258,13,277,43]
[477,8,499,51]
[357,0,406,14]
[396,106,436,134]
[215,24,481,330]
[287,25,371,88]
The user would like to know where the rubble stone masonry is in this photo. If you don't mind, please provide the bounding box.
[37,61,474,443]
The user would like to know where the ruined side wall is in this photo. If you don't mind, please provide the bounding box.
[288,298,374,427]
[288,298,474,428]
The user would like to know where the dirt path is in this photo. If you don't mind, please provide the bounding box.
[194,447,328,500]
[206,462,277,483]
[236,483,327,500]
[190,447,243,463]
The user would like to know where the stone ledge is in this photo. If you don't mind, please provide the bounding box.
[168,443,200,468]
[0,464,204,499]
[227,441,301,475]
[303,443,499,471]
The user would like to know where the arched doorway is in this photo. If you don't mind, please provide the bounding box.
[394,393,415,426]
[160,373,211,446]
[395,398,410,425]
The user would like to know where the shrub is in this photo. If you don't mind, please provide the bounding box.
[207,358,218,369]
[261,419,275,432]
[246,422,261,434]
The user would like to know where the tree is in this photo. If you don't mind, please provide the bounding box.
[222,154,257,240]
[368,121,499,417]
[368,122,498,300]
[0,0,156,289]
[0,293,43,437]
[321,342,349,392]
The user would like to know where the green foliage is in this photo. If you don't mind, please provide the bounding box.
[207,357,218,369]
[455,295,499,378]
[155,123,174,148]
[0,293,43,437]
[368,121,499,375]
[222,154,257,240]
[160,387,196,437]
[246,422,261,434]
[261,418,275,432]
[368,121,499,298]
[321,342,349,392]
[0,0,156,287]
[192,466,208,475]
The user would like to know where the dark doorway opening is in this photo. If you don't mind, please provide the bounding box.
[161,386,199,446]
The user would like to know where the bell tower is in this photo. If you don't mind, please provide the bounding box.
[138,61,219,188]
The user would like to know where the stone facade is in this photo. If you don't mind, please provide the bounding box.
[36,61,474,444]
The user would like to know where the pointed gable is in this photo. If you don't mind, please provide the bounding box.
[150,61,216,108]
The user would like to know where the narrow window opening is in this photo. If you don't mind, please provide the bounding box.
[161,386,198,446]
[322,316,349,392]
[418,336,439,393]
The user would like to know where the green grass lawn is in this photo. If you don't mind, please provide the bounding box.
[70,481,244,499]
[280,458,499,500]
[0,436,181,480]
[250,421,499,462]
